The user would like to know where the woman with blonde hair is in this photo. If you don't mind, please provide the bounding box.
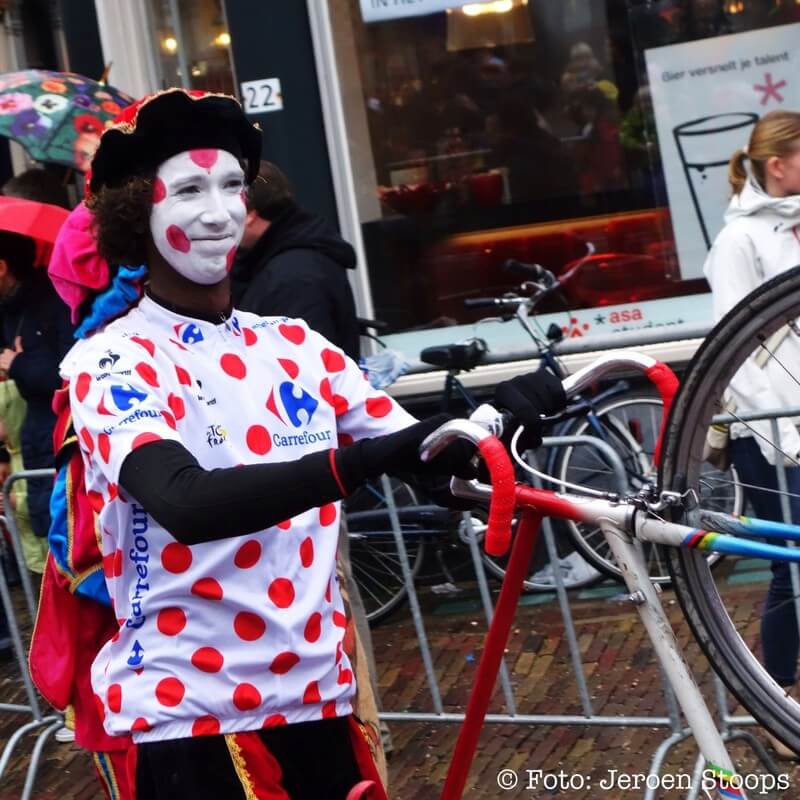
[704,109,800,759]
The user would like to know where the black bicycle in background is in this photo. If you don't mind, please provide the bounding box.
[347,257,740,624]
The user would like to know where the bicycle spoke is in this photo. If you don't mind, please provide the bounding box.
[351,564,391,606]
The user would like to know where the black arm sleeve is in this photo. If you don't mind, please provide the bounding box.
[119,422,481,545]
[119,440,351,545]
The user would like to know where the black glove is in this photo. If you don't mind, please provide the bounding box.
[494,367,567,449]
[334,413,477,491]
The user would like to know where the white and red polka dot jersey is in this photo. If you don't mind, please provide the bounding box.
[61,295,416,743]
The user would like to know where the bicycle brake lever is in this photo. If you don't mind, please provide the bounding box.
[539,403,588,426]
[450,476,493,502]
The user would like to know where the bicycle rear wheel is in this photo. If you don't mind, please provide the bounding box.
[662,265,800,752]
[558,393,738,583]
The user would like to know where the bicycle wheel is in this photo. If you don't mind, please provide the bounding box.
[345,477,427,625]
[557,393,739,583]
[662,265,800,752]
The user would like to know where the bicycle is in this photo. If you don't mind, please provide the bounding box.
[433,255,740,586]
[419,349,800,798]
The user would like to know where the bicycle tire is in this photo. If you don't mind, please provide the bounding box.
[662,265,800,752]
[345,477,427,625]
[557,394,737,583]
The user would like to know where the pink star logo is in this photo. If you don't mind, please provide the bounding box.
[754,73,786,105]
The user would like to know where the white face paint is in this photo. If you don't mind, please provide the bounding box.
[149,149,246,285]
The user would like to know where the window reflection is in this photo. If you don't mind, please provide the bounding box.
[147,0,234,94]
[343,0,800,333]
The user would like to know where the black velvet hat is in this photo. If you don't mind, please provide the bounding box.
[87,89,262,195]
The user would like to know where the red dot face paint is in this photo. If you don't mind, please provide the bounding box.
[189,149,219,169]
[166,225,191,253]
[152,177,166,203]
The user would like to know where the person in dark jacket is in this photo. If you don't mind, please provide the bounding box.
[232,161,361,361]
[0,230,74,539]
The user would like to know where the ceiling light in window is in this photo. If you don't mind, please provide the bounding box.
[462,1,514,16]
[162,36,178,54]
[214,31,231,47]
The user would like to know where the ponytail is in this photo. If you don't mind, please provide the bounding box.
[731,111,800,196]
[728,149,748,196]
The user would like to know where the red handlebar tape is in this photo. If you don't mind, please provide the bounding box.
[478,436,516,557]
[644,361,679,467]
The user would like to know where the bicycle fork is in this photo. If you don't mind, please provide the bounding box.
[441,509,543,800]
[600,517,745,800]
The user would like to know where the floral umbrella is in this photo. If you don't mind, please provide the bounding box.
[0,69,134,172]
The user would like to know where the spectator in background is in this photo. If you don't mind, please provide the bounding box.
[704,111,800,760]
[486,89,577,203]
[0,231,73,547]
[560,42,602,94]
[0,167,71,661]
[2,168,70,209]
[567,87,626,195]
[0,170,73,591]
[232,161,360,361]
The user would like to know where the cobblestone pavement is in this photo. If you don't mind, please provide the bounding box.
[2,562,800,799]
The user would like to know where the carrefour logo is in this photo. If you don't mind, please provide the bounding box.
[109,384,148,412]
[267,381,319,428]
[173,322,204,345]
[101,384,158,434]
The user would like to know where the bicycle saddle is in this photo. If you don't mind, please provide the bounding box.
[419,338,487,371]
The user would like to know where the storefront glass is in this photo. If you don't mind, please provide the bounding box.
[146,0,235,94]
[329,0,800,357]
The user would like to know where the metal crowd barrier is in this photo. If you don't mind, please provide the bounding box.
[376,431,786,799]
[2,406,799,798]
[0,469,61,800]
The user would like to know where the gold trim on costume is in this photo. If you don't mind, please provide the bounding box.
[224,734,259,800]
[92,751,121,800]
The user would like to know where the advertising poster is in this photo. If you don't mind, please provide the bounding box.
[645,23,800,279]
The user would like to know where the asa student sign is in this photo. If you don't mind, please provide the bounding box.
[360,0,464,23]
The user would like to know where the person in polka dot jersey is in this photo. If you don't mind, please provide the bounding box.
[55,89,566,800]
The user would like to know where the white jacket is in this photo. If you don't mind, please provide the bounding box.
[703,176,800,464]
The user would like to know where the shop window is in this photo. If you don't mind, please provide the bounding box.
[147,0,234,94]
[330,0,800,341]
